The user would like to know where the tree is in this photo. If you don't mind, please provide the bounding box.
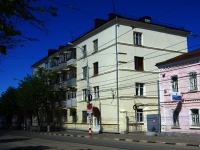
[0,86,18,128]
[17,67,58,127]
[0,0,57,55]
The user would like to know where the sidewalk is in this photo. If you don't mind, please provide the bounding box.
[15,129,200,147]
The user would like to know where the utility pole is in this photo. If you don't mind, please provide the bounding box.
[157,80,161,136]
[67,42,92,135]
[115,16,119,133]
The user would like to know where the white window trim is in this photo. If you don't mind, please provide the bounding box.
[133,32,142,46]
[93,39,98,52]
[82,89,87,101]
[93,86,99,99]
[82,66,87,79]
[170,75,178,93]
[188,71,198,91]
[190,108,200,127]
[135,83,145,96]
[136,109,143,123]
[82,45,87,57]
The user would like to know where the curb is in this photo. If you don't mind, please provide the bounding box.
[15,131,200,147]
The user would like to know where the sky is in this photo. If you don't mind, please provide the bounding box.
[0,0,200,94]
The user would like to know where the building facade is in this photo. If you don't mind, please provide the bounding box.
[156,48,200,134]
[32,13,190,133]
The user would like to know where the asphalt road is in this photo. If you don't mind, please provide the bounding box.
[0,130,200,150]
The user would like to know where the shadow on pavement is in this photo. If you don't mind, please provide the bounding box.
[0,138,30,143]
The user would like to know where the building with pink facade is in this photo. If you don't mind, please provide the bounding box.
[156,48,200,134]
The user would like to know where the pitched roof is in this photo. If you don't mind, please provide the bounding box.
[156,48,200,66]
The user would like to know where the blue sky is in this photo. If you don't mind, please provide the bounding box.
[0,0,200,94]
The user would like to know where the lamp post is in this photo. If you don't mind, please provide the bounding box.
[115,16,119,133]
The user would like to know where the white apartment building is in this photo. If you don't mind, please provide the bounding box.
[32,13,190,133]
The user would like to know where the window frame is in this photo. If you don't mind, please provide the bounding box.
[82,111,87,123]
[190,109,199,126]
[93,39,98,52]
[135,56,144,71]
[135,83,144,96]
[188,72,198,91]
[82,66,87,79]
[94,86,99,99]
[137,109,143,123]
[171,75,178,92]
[133,32,142,46]
[82,45,87,57]
[45,61,50,69]
[82,89,87,101]
[93,62,98,76]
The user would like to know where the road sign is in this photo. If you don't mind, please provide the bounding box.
[88,113,92,119]
[87,110,92,114]
[86,103,93,110]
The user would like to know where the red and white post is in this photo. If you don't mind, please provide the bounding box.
[88,113,92,136]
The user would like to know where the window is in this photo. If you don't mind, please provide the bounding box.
[82,66,87,79]
[82,89,87,100]
[66,89,76,100]
[70,109,76,116]
[172,109,179,127]
[82,111,87,123]
[133,32,142,45]
[66,68,76,80]
[171,76,178,92]
[191,109,199,126]
[50,58,58,67]
[66,51,71,60]
[82,45,87,57]
[93,62,98,75]
[135,83,144,96]
[94,86,99,99]
[45,61,50,69]
[135,57,144,71]
[189,72,197,91]
[93,39,98,52]
[137,109,143,123]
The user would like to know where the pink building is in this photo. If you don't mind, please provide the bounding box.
[156,48,200,134]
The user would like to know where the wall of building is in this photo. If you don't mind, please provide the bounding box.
[31,17,189,133]
[159,57,200,133]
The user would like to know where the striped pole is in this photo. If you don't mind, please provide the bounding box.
[89,126,92,136]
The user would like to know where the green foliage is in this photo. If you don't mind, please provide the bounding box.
[0,45,6,55]
[0,87,18,121]
[72,115,78,123]
[0,0,58,55]
[17,67,58,126]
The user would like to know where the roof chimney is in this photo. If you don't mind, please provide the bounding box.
[108,13,122,20]
[48,49,57,56]
[59,45,65,50]
[138,16,151,23]
[94,18,107,28]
